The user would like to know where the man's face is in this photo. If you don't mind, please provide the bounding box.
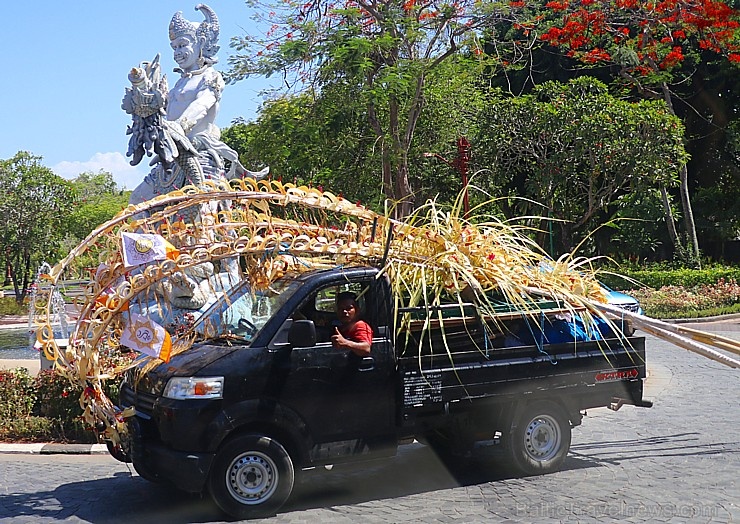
[171,35,200,71]
[337,298,359,325]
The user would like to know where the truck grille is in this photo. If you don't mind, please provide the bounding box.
[120,383,156,416]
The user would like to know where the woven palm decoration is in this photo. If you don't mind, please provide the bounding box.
[31,180,740,445]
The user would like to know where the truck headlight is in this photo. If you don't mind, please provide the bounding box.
[163,376,224,400]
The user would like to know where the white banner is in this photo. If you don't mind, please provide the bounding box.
[121,313,173,362]
[121,232,178,269]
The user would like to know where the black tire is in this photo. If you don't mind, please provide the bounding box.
[105,440,131,463]
[132,460,164,483]
[208,434,295,520]
[507,401,571,476]
[421,428,455,456]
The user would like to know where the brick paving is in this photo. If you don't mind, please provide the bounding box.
[0,326,738,523]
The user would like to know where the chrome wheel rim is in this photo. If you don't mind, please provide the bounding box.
[523,414,561,462]
[226,451,279,505]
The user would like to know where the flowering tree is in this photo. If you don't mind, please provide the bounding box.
[533,0,740,260]
[228,0,526,214]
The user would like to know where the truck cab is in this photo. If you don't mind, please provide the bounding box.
[119,267,399,517]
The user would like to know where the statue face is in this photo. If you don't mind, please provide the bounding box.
[170,35,201,72]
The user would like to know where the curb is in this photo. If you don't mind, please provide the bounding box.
[662,312,740,324]
[0,443,108,455]
[0,322,31,330]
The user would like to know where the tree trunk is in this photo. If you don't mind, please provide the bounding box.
[10,254,31,307]
[660,185,679,248]
[660,82,700,261]
[558,221,574,254]
[388,93,415,218]
[678,163,700,259]
[394,162,413,218]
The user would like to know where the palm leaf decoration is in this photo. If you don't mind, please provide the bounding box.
[30,180,740,444]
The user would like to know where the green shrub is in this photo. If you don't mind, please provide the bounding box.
[32,370,112,443]
[0,367,122,443]
[33,370,82,421]
[0,416,56,442]
[628,278,740,318]
[0,368,36,419]
[0,296,27,316]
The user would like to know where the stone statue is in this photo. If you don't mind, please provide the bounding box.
[129,262,254,336]
[123,4,267,205]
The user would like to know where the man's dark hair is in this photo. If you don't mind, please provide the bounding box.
[336,291,357,304]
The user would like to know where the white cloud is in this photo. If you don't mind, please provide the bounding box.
[51,152,149,190]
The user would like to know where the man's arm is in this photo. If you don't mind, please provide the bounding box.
[331,327,372,357]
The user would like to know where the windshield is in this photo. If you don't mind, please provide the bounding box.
[192,276,303,344]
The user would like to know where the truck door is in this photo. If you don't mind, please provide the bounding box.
[279,279,395,457]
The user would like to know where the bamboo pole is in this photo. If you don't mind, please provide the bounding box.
[671,324,740,357]
[636,323,740,369]
[594,302,740,369]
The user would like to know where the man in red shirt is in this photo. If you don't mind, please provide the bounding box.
[331,292,373,357]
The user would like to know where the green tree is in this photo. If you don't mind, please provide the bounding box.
[473,77,688,254]
[0,152,76,304]
[228,0,526,215]
[65,171,129,242]
[224,57,490,210]
[223,89,384,207]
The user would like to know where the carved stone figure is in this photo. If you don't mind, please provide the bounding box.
[130,262,252,335]
[122,4,267,206]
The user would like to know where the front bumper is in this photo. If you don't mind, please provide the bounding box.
[128,416,214,493]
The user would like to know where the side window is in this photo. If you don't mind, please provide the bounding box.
[314,282,367,314]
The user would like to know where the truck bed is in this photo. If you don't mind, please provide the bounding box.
[398,335,647,426]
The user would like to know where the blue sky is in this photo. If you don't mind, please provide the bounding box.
[1,1,277,190]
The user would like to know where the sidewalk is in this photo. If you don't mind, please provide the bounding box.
[0,443,108,455]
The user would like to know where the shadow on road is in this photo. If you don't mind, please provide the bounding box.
[0,471,219,523]
[5,435,725,523]
[0,443,520,522]
[568,432,738,466]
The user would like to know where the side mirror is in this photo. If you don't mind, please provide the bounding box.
[288,319,317,347]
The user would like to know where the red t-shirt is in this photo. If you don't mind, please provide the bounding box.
[339,320,373,345]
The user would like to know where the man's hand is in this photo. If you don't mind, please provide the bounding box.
[331,327,349,349]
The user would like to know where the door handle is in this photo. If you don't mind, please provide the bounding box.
[358,356,375,372]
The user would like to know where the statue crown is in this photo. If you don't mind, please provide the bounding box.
[169,11,198,42]
[168,5,220,63]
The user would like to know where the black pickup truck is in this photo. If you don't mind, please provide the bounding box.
[114,266,651,519]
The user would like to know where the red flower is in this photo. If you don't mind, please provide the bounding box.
[661,45,684,68]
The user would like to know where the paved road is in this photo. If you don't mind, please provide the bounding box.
[0,327,738,523]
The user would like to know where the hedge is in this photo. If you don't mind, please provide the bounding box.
[600,267,740,290]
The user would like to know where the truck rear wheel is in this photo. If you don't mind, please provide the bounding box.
[208,434,295,520]
[507,401,571,475]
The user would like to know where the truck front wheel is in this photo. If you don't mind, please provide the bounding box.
[208,434,295,520]
[507,401,571,476]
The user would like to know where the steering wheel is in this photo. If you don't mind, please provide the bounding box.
[237,317,257,337]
